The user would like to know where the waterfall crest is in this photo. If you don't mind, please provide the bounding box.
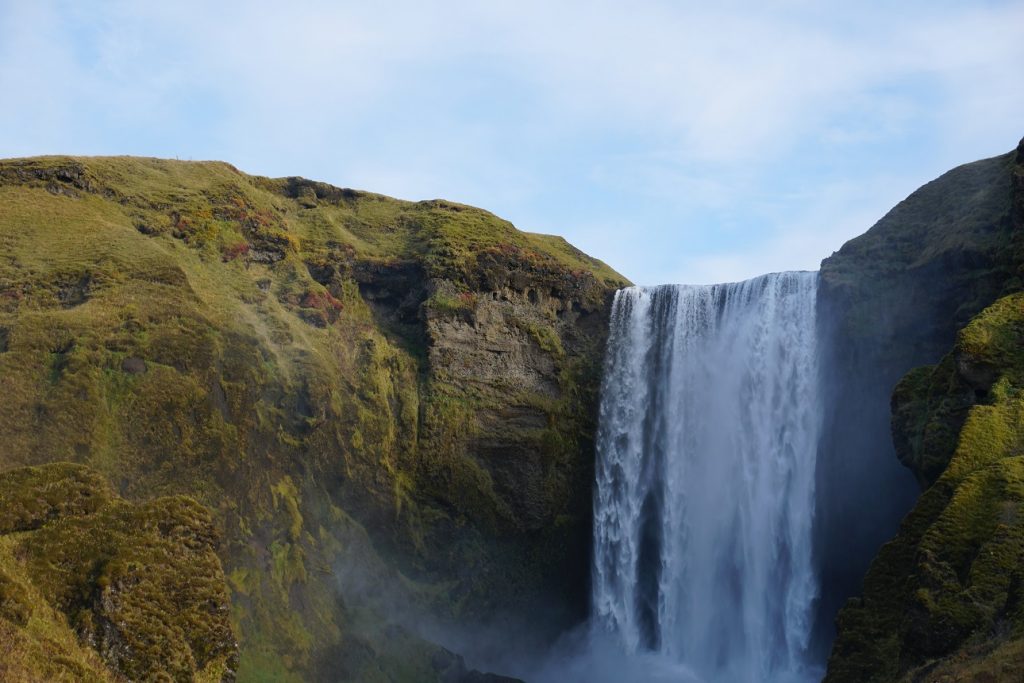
[592,271,821,683]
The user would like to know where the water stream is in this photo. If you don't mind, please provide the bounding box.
[591,272,822,682]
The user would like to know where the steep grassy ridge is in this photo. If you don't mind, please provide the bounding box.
[826,293,1024,681]
[0,156,627,681]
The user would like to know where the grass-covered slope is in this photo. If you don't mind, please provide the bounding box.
[0,155,627,680]
[0,462,237,682]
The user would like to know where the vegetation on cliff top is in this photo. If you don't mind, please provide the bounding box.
[820,146,1019,346]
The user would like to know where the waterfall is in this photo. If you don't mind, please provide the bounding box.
[592,271,821,683]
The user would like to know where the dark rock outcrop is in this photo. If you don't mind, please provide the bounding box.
[432,647,527,683]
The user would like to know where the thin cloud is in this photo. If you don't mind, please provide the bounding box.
[1,1,1021,284]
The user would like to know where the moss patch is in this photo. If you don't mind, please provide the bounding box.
[0,462,238,682]
[827,292,1024,682]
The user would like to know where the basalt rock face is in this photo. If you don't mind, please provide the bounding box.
[824,138,1024,680]
[813,141,1022,658]
[0,156,627,681]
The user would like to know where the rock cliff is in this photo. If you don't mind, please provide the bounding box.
[823,139,1024,680]
[813,140,1022,657]
[0,156,627,681]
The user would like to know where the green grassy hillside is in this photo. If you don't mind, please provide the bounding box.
[0,155,627,681]
[0,462,237,682]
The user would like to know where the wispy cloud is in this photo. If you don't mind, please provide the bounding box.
[1,0,1021,284]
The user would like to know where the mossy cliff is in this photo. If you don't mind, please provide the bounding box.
[824,138,1024,680]
[826,292,1024,682]
[0,155,626,680]
[0,462,237,682]
[813,139,1023,655]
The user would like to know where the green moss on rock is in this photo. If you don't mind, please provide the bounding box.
[826,292,1024,682]
[0,462,113,533]
[0,462,238,682]
[0,154,627,680]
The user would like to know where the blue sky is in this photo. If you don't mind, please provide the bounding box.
[2,1,1022,285]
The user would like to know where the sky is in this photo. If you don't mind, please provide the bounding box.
[1,1,1022,285]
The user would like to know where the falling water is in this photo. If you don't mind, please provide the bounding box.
[592,272,821,683]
